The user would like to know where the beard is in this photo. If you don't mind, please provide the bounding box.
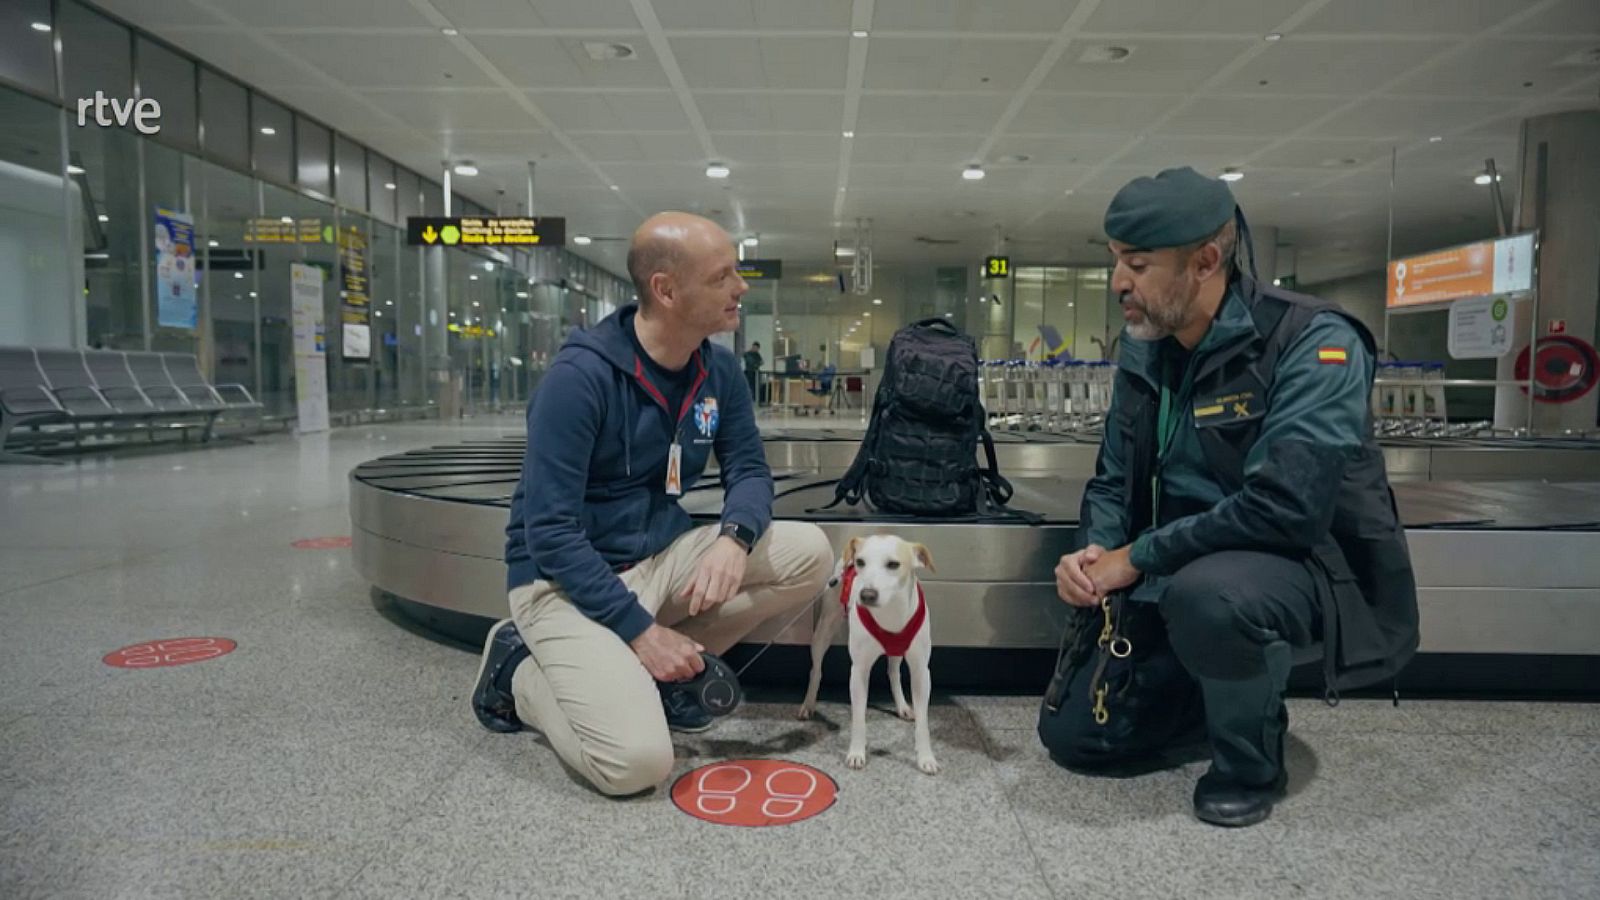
[1122,272,1197,341]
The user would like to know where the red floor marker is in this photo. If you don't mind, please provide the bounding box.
[671,759,837,827]
[103,638,237,669]
[292,536,352,550]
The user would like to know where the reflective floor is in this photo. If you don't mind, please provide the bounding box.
[1,417,1596,899]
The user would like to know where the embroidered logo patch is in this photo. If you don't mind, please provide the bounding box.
[1317,347,1348,365]
[693,397,719,438]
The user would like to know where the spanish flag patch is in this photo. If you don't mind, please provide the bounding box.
[1317,347,1348,365]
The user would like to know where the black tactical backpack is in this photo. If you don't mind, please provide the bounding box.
[820,318,1015,516]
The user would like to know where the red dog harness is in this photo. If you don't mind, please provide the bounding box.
[836,566,927,657]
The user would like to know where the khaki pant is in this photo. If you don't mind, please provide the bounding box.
[507,521,833,796]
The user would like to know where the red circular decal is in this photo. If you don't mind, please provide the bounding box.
[292,536,352,550]
[670,759,838,827]
[103,638,237,669]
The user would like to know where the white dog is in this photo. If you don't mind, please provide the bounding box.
[798,534,938,775]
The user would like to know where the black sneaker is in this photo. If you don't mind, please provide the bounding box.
[1192,769,1288,828]
[471,619,528,733]
[658,682,715,734]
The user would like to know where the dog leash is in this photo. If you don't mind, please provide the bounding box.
[732,589,827,679]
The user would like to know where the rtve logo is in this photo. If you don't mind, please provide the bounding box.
[76,90,161,135]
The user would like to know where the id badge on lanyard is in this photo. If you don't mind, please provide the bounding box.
[666,441,683,496]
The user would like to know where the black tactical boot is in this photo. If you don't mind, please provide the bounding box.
[1193,767,1288,827]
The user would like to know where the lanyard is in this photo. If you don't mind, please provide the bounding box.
[1152,352,1194,523]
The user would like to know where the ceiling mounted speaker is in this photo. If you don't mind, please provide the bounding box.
[1078,46,1132,63]
[583,42,637,61]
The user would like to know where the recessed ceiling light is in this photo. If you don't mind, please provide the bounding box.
[441,27,458,36]
[842,130,854,138]
[233,272,243,279]
[259,126,276,136]
[249,291,257,298]
[962,164,986,181]
[872,298,883,305]
[609,184,620,190]
[67,164,84,175]
[31,21,51,32]
[864,312,872,317]
[573,235,593,245]
[280,215,293,224]
[1062,188,1074,195]
[384,182,397,189]
[705,162,730,178]
[1428,136,1443,143]
[852,30,868,38]
[1265,32,1283,41]
[944,312,953,318]
[742,237,759,246]
[1219,168,1244,182]
[1474,172,1499,186]
[516,291,529,298]
[469,274,478,281]
[97,213,109,223]
[453,163,479,176]
[208,239,219,248]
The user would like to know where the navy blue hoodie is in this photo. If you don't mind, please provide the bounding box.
[504,305,774,642]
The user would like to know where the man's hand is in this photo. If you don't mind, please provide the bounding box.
[1085,545,1140,597]
[681,536,748,616]
[629,623,706,683]
[1055,545,1105,607]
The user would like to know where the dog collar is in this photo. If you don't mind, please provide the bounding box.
[837,567,928,657]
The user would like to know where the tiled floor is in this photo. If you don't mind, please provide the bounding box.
[2,418,1596,899]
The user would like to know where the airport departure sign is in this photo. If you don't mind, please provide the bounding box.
[406,216,566,247]
[737,259,783,280]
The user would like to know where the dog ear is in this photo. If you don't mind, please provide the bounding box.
[911,542,936,573]
[829,537,861,587]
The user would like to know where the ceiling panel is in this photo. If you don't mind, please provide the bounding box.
[567,131,705,161]
[1011,93,1185,133]
[1250,137,1402,170]
[438,131,575,159]
[1156,94,1351,137]
[1385,39,1600,98]
[713,132,842,164]
[1308,97,1512,140]
[361,90,542,132]
[1081,0,1310,34]
[273,34,498,88]
[698,93,845,131]
[1215,39,1456,95]
[864,38,1046,92]
[200,0,436,28]
[987,133,1132,166]
[1042,39,1249,93]
[870,0,1080,33]
[855,93,1005,134]
[672,37,849,89]
[851,134,984,165]
[1296,0,1538,35]
[441,0,644,30]
[1117,134,1266,170]
[653,0,854,31]
[471,36,670,88]
[93,0,229,28]
[536,92,694,130]
[1501,0,1600,35]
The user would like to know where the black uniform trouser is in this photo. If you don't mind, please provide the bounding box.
[1038,550,1320,786]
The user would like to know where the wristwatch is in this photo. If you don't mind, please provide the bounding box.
[719,521,756,554]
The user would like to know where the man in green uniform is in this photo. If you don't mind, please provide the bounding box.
[1038,167,1418,827]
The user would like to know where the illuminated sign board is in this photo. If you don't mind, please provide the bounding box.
[737,259,783,280]
[406,216,566,247]
[1387,232,1535,309]
[984,255,1010,279]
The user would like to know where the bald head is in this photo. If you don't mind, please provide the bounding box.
[627,212,732,309]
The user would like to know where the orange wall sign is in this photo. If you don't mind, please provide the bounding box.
[1387,232,1535,309]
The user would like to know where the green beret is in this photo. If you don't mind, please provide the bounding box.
[1104,166,1236,249]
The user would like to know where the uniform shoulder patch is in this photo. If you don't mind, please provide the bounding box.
[1316,347,1348,365]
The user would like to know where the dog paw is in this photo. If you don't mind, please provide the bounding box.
[896,703,915,721]
[796,703,815,720]
[917,755,940,776]
[845,749,867,770]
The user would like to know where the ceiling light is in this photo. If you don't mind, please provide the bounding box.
[97,214,109,223]
[473,301,480,307]
[248,291,257,298]
[453,163,479,176]
[441,27,458,36]
[1265,32,1283,41]
[1219,168,1244,181]
[374,310,383,318]
[852,30,868,38]
[842,130,854,138]
[483,261,494,271]
[573,235,593,245]
[67,164,84,175]
[233,272,243,280]
[962,164,986,181]
[1428,136,1443,143]
[1474,172,1499,185]
[259,126,276,136]
[864,312,872,317]
[872,298,883,305]
[834,247,856,258]
[742,237,759,246]
[944,312,953,318]
[469,274,478,281]
[705,162,730,179]
[31,21,51,32]
[1062,188,1074,195]
[280,215,293,224]
[207,239,219,248]
[609,184,620,190]
[386,300,394,306]
[516,291,529,298]
[384,182,397,190]
[1273,278,1282,286]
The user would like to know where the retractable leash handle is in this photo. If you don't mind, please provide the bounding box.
[676,652,743,717]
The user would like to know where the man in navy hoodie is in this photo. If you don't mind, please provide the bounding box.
[471,212,833,796]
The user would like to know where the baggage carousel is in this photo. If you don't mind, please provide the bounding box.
[350,435,1600,693]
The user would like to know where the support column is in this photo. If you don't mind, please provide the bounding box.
[1252,225,1279,287]
[1495,110,1600,433]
